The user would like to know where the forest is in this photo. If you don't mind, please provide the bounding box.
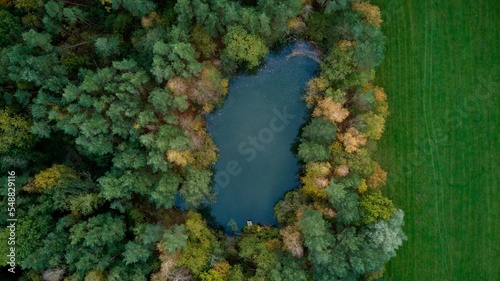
[0,0,405,280]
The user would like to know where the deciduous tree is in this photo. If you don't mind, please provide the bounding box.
[279,225,304,257]
[297,141,330,162]
[367,163,386,189]
[301,117,337,145]
[223,25,268,69]
[24,164,78,193]
[0,109,34,153]
[352,1,382,27]
[338,127,367,153]
[359,189,396,224]
[312,97,349,123]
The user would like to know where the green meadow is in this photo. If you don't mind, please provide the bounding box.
[373,0,499,279]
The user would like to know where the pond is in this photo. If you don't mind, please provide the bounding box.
[206,40,320,230]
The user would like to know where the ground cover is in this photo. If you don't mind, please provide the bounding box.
[372,0,499,279]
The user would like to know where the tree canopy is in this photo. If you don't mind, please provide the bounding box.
[0,0,403,280]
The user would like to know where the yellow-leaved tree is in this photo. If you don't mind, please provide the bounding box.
[301,162,331,199]
[338,127,367,153]
[312,97,349,123]
[24,165,78,193]
[353,1,383,27]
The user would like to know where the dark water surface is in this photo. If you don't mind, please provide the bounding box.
[206,40,319,230]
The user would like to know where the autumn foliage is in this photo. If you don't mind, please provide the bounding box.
[339,127,368,152]
[353,1,383,27]
[312,96,350,123]
[368,163,388,189]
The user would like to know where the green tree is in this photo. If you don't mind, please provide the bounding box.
[180,167,214,208]
[325,179,360,224]
[191,25,217,59]
[304,12,333,50]
[161,224,188,253]
[95,36,121,58]
[363,209,407,262]
[297,141,330,162]
[301,117,337,145]
[0,10,22,47]
[274,190,306,225]
[66,213,126,277]
[269,253,308,281]
[177,211,219,275]
[111,0,156,18]
[123,223,165,265]
[256,0,301,42]
[223,25,268,68]
[151,41,203,82]
[297,208,337,280]
[359,189,396,224]
[174,0,238,37]
[238,229,282,280]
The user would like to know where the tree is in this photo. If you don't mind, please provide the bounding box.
[323,0,353,13]
[111,0,157,18]
[256,0,301,42]
[0,10,22,47]
[24,164,78,193]
[301,117,337,145]
[65,213,126,277]
[353,28,385,69]
[363,209,407,261]
[320,42,375,89]
[274,190,306,225]
[338,127,367,153]
[269,254,308,281]
[151,41,203,82]
[320,44,356,88]
[362,112,385,140]
[279,225,304,257]
[238,229,282,280]
[223,25,268,68]
[307,76,329,93]
[359,190,396,224]
[191,25,217,59]
[95,36,121,58]
[304,12,333,50]
[325,180,360,224]
[187,63,229,107]
[301,161,331,199]
[352,1,382,27]
[174,0,238,37]
[334,164,349,177]
[177,211,219,275]
[305,76,330,106]
[199,261,231,281]
[166,149,194,166]
[297,208,337,280]
[0,109,34,153]
[331,141,375,178]
[180,167,214,208]
[141,11,160,28]
[13,0,44,10]
[368,163,387,189]
[122,223,165,265]
[151,172,182,209]
[312,97,349,124]
[297,141,330,162]
[150,251,182,281]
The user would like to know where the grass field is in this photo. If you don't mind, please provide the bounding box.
[371,0,499,280]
